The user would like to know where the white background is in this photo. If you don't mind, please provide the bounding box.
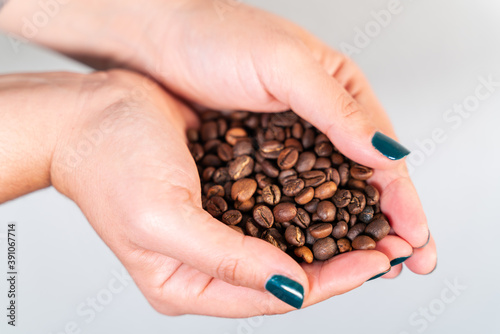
[1,0,499,333]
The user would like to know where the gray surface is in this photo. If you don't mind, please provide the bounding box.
[1,0,499,333]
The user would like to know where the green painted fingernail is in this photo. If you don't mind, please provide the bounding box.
[367,267,392,281]
[265,275,304,309]
[372,131,410,160]
[390,255,412,267]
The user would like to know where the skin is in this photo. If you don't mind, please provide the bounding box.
[0,0,436,317]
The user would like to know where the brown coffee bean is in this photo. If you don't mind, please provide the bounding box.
[255,173,272,189]
[332,189,352,208]
[270,111,298,127]
[260,160,280,178]
[233,139,254,157]
[352,235,376,250]
[217,118,227,137]
[305,228,316,245]
[225,127,248,146]
[309,223,333,239]
[280,196,295,203]
[260,140,284,159]
[312,237,337,261]
[311,213,321,222]
[337,238,352,253]
[313,157,332,170]
[202,154,222,167]
[285,225,305,247]
[231,178,257,202]
[316,201,336,222]
[200,110,219,121]
[212,167,231,184]
[365,185,380,205]
[359,205,374,223]
[292,208,311,229]
[294,246,314,264]
[223,182,233,201]
[230,110,250,120]
[202,168,215,183]
[207,185,225,198]
[350,164,373,180]
[296,152,316,173]
[314,181,337,200]
[228,155,254,180]
[348,190,366,215]
[189,143,204,162]
[205,196,228,217]
[304,198,320,213]
[229,225,245,235]
[234,197,255,212]
[346,223,366,241]
[278,169,297,185]
[314,142,334,157]
[349,214,358,228]
[284,138,303,152]
[282,178,305,197]
[273,202,297,223]
[253,205,274,228]
[217,143,233,162]
[262,228,287,252]
[302,128,316,149]
[347,179,366,191]
[365,218,390,241]
[339,163,350,186]
[324,167,340,185]
[292,123,304,139]
[332,221,348,239]
[222,210,243,225]
[330,153,344,166]
[314,134,329,145]
[300,170,326,187]
[277,147,299,169]
[187,128,199,143]
[336,208,350,223]
[203,182,215,195]
[200,121,218,141]
[204,139,222,154]
[294,187,314,205]
[245,218,262,238]
[262,185,281,205]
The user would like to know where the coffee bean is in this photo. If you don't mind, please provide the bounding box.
[200,110,219,121]
[350,164,373,180]
[206,196,228,217]
[309,223,333,239]
[225,127,248,146]
[260,140,284,159]
[316,201,336,222]
[294,187,314,205]
[294,246,314,263]
[207,185,225,198]
[202,154,222,167]
[201,121,218,141]
[260,160,280,178]
[324,167,340,185]
[292,123,304,139]
[365,218,390,241]
[330,153,344,166]
[336,208,350,223]
[332,189,352,208]
[228,155,254,180]
[217,118,228,137]
[255,173,272,189]
[296,152,316,173]
[346,223,366,241]
[204,139,222,154]
[222,210,243,225]
[284,138,303,152]
[338,163,350,186]
[262,228,287,252]
[273,202,297,223]
[245,218,262,237]
[314,181,337,200]
[313,157,332,170]
[302,128,316,149]
[262,185,281,205]
[332,221,348,239]
[312,237,337,261]
[314,134,329,145]
[352,235,376,250]
[311,213,321,222]
[348,190,366,215]
[337,238,352,253]
[202,166,215,182]
[304,198,320,213]
[349,214,358,228]
[231,178,257,202]
[285,225,305,247]
[365,185,380,205]
[359,205,374,223]
[217,143,233,162]
[213,167,231,184]
[277,147,299,169]
[189,143,204,162]
[234,197,255,212]
[300,170,326,187]
[347,179,366,191]
[223,182,233,202]
[315,142,334,157]
[282,178,305,197]
[233,139,254,157]
[270,111,298,127]
[305,228,316,245]
[278,169,297,185]
[187,128,199,143]
[292,208,311,229]
[229,225,245,234]
[253,205,274,228]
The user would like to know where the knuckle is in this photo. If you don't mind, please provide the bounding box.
[335,93,362,119]
[215,257,241,284]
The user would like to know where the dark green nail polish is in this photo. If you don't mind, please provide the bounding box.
[265,275,304,309]
[372,131,410,160]
[367,267,391,281]
[390,255,412,267]
[416,230,431,249]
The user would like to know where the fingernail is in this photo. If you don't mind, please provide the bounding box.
[372,131,410,160]
[367,267,391,281]
[390,255,412,267]
[265,275,304,309]
[416,230,431,249]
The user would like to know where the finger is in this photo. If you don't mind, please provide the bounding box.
[383,264,403,279]
[374,235,414,267]
[404,235,438,275]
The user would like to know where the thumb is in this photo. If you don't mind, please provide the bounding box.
[130,195,308,310]
[256,43,410,169]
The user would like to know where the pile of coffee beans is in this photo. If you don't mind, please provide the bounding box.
[188,110,390,263]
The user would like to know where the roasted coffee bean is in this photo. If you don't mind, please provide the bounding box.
[311,213,321,222]
[296,152,316,173]
[292,123,304,139]
[294,246,313,263]
[315,142,334,157]
[225,127,248,146]
[217,143,233,162]
[228,155,254,180]
[305,228,316,245]
[206,196,228,217]
[315,134,329,145]
[348,190,366,215]
[300,170,326,187]
[336,208,350,223]
[294,187,314,205]
[359,205,374,223]
[350,164,373,180]
[245,218,262,237]
[255,173,272,189]
[260,140,284,159]
[304,198,320,213]
[316,201,336,222]
[313,157,332,170]
[253,205,274,228]
[203,182,215,195]
[200,110,219,121]
[204,139,222,154]
[273,202,297,223]
[202,166,216,182]
[365,218,391,241]
[284,138,303,152]
[346,223,366,241]
[187,128,199,143]
[352,235,376,250]
[330,153,344,166]
[262,185,281,205]
[282,178,305,197]
[244,115,260,129]
[309,223,333,239]
[222,210,243,225]
[229,225,245,235]
[337,238,352,253]
[302,128,316,149]
[285,225,305,247]
[365,185,380,205]
[260,160,280,178]
[189,143,204,162]
[231,178,257,202]
[312,237,337,261]
[324,167,340,185]
[332,189,351,208]
[233,139,254,157]
[278,169,297,185]
[262,228,287,252]
[270,111,298,127]
[314,181,337,200]
[200,121,218,141]
[255,195,264,204]
[202,154,222,167]
[230,110,250,120]
[332,221,348,239]
[213,167,231,184]
[223,182,233,201]
[277,147,299,169]
[349,214,358,228]
[292,208,311,229]
[234,197,255,212]
[280,196,295,203]
[347,179,366,191]
[338,163,350,186]
[207,185,225,198]
[217,118,228,137]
